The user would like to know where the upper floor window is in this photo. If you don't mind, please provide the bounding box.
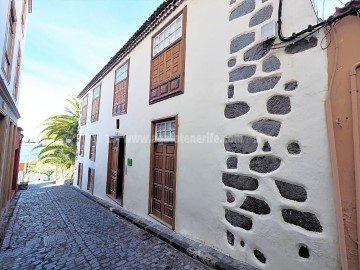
[2,0,17,82]
[91,85,101,122]
[113,61,129,116]
[79,135,85,156]
[149,8,187,104]
[12,47,21,100]
[89,135,97,161]
[80,95,88,126]
[21,0,27,35]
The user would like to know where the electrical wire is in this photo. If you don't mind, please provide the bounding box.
[276,0,360,44]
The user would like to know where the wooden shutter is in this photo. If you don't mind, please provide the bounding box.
[113,61,129,116]
[149,9,186,104]
[80,95,88,125]
[79,136,85,156]
[13,48,21,99]
[90,135,97,161]
[113,80,127,115]
[91,87,101,122]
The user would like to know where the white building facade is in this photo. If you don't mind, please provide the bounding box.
[75,0,341,269]
[0,0,31,218]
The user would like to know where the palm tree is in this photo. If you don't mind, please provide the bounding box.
[34,97,80,179]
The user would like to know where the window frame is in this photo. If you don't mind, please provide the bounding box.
[89,134,97,161]
[79,135,85,157]
[149,7,187,105]
[155,120,176,142]
[90,84,101,123]
[80,95,88,126]
[21,0,27,36]
[2,0,17,83]
[12,46,21,100]
[112,60,130,116]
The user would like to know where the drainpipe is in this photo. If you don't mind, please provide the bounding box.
[350,63,360,270]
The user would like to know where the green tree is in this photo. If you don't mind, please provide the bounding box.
[34,97,80,179]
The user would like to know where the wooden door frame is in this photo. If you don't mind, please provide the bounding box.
[148,115,178,230]
[106,135,126,206]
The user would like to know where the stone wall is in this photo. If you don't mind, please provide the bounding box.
[223,0,340,269]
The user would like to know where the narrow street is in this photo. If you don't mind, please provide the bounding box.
[0,182,210,270]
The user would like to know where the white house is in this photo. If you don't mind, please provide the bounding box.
[0,0,31,219]
[74,0,343,269]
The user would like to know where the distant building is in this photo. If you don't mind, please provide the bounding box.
[0,0,32,218]
[74,0,360,269]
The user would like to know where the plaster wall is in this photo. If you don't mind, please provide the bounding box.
[0,0,28,118]
[75,0,340,269]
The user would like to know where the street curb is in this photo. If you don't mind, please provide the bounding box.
[71,186,258,270]
[0,192,21,247]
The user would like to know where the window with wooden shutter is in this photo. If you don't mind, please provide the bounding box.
[2,0,17,82]
[12,48,21,100]
[113,61,129,116]
[77,162,83,188]
[91,85,101,122]
[79,135,85,156]
[80,95,88,126]
[149,8,186,104]
[89,135,97,161]
[21,0,27,35]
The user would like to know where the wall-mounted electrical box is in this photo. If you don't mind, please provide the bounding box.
[261,20,276,41]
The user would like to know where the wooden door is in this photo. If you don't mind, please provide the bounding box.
[88,168,95,195]
[77,163,83,188]
[152,142,176,226]
[108,138,119,197]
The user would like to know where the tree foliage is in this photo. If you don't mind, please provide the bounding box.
[34,98,80,175]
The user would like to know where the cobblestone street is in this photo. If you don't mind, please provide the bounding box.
[0,182,211,270]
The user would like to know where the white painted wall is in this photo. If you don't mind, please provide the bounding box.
[75,0,340,269]
[0,0,28,118]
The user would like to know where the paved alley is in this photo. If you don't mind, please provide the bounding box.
[0,182,211,270]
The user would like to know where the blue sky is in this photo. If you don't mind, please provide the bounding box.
[18,0,344,141]
[18,0,163,141]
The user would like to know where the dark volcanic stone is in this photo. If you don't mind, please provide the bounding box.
[249,5,273,27]
[287,142,301,155]
[254,250,266,264]
[275,180,307,202]
[224,135,258,154]
[262,55,280,72]
[244,39,274,62]
[226,191,236,203]
[248,76,281,93]
[230,0,236,4]
[285,81,298,91]
[299,245,310,258]
[227,157,238,169]
[225,209,252,230]
[250,155,281,173]
[227,231,235,246]
[229,0,256,21]
[267,95,291,115]
[252,119,281,137]
[285,37,318,54]
[228,85,234,98]
[229,65,256,82]
[222,173,259,191]
[240,196,270,215]
[228,58,237,67]
[225,102,250,119]
[282,209,323,232]
[240,241,245,247]
[230,32,256,54]
[262,141,271,152]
